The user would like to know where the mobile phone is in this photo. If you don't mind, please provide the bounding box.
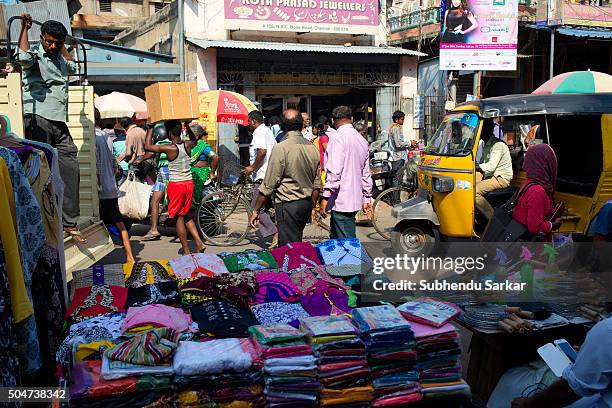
[554,339,578,363]
[537,343,572,377]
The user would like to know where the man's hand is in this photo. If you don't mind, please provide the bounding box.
[511,397,532,408]
[21,13,33,30]
[249,211,260,229]
[363,202,373,219]
[243,165,254,177]
[319,198,328,218]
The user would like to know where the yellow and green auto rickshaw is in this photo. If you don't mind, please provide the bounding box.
[390,93,612,255]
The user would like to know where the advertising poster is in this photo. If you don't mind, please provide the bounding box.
[224,0,380,35]
[439,0,518,71]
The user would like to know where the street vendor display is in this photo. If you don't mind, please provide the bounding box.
[58,238,473,407]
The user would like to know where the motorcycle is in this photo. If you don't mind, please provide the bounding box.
[369,140,395,199]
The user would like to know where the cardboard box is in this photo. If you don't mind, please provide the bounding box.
[145,81,199,123]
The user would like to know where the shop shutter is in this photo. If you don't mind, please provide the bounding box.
[99,0,112,13]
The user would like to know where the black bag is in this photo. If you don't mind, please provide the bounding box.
[481,182,537,244]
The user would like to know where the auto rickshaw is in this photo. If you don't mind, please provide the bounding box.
[390,93,612,255]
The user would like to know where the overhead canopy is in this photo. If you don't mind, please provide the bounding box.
[556,27,612,39]
[187,38,426,57]
[455,93,612,118]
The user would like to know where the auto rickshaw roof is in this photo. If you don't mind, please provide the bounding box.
[454,93,612,118]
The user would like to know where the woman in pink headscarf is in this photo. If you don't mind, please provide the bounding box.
[512,144,562,240]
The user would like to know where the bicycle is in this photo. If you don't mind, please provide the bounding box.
[371,159,419,240]
[196,162,255,246]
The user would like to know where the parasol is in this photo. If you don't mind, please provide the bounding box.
[532,71,612,94]
[199,90,257,126]
[94,92,148,120]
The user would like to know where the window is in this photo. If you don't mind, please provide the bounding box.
[548,114,603,197]
[99,0,112,13]
[425,112,479,157]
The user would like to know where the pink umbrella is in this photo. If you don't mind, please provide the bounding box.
[94,92,148,120]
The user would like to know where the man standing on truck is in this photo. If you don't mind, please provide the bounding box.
[16,14,84,241]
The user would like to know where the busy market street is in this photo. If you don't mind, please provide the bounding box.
[0,0,611,407]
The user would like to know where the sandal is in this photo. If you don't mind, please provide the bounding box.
[65,228,87,243]
[142,231,161,241]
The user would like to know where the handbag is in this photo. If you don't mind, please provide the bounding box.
[481,181,537,245]
[118,171,152,220]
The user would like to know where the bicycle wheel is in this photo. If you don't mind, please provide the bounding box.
[372,187,416,240]
[196,189,252,246]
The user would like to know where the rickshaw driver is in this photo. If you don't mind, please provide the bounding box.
[475,119,513,221]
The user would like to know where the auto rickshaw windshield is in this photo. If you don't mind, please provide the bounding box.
[425,112,480,157]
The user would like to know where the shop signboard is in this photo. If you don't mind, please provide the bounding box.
[224,0,380,35]
[537,0,563,27]
[439,0,518,71]
[413,95,425,129]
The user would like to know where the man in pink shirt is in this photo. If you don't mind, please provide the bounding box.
[320,106,373,238]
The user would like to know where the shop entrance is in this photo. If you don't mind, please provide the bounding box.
[258,95,310,123]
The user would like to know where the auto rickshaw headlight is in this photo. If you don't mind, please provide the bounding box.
[432,176,454,193]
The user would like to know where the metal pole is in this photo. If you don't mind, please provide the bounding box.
[178,0,185,81]
[549,28,555,79]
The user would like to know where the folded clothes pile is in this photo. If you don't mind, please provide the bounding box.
[352,305,421,407]
[172,337,264,406]
[250,324,320,408]
[301,315,372,407]
[412,321,471,400]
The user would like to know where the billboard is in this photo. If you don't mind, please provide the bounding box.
[224,0,380,35]
[439,0,518,71]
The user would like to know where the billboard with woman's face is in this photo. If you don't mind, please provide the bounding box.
[439,0,518,71]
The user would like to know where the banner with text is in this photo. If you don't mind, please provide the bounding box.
[439,0,518,71]
[224,0,380,35]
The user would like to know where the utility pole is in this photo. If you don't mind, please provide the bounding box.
[549,28,555,79]
[473,71,482,99]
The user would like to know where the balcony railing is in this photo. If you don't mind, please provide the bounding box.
[388,8,441,33]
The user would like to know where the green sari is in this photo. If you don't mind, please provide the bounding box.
[190,140,213,205]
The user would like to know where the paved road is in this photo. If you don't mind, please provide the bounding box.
[98,219,388,265]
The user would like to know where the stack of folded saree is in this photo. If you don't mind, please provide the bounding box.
[352,305,421,407]
[412,321,471,400]
[250,324,320,408]
[300,315,372,407]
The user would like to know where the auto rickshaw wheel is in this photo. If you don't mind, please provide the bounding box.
[391,221,438,257]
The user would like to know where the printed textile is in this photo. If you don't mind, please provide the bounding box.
[123,260,175,288]
[105,327,181,366]
[351,305,412,333]
[66,285,128,323]
[218,250,278,272]
[121,304,193,333]
[72,264,125,294]
[300,315,357,337]
[191,299,258,337]
[169,253,229,279]
[271,242,321,272]
[251,302,310,327]
[125,281,180,308]
[252,272,300,304]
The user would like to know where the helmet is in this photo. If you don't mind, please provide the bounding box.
[153,124,168,143]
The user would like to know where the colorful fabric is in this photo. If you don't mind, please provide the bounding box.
[249,324,304,345]
[251,302,310,327]
[177,276,215,305]
[180,272,258,308]
[123,260,175,288]
[271,242,322,272]
[169,253,228,279]
[105,327,181,366]
[218,250,278,272]
[300,291,352,318]
[167,180,194,218]
[121,304,194,333]
[75,340,115,362]
[351,305,412,334]
[191,299,258,337]
[66,285,128,323]
[252,271,300,304]
[190,139,214,204]
[72,264,125,294]
[125,281,180,308]
[316,238,371,266]
[300,315,357,337]
[56,313,125,363]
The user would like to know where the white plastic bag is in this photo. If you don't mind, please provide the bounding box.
[117,171,152,220]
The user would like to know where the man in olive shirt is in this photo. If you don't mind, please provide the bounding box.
[16,14,82,238]
[250,109,322,246]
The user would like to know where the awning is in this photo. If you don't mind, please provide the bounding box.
[187,38,426,57]
[557,27,612,39]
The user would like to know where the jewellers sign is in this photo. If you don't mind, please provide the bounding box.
[224,0,380,35]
